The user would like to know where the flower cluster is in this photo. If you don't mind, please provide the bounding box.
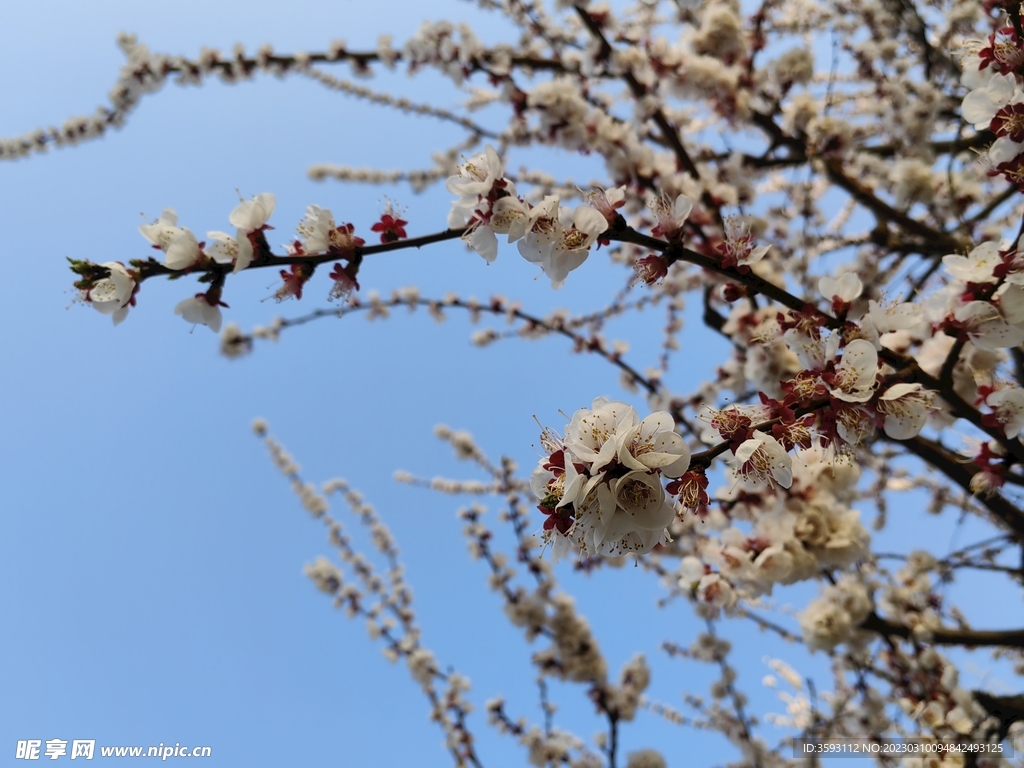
[78,192,380,332]
[678,446,870,616]
[716,279,941,458]
[80,145,629,335]
[940,239,1024,353]
[446,146,610,288]
[962,28,1024,188]
[530,398,690,559]
[798,574,873,652]
[133,193,277,331]
[75,261,138,326]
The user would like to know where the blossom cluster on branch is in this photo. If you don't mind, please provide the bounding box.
[20,0,1024,764]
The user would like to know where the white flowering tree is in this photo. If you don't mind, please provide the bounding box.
[11,0,1024,765]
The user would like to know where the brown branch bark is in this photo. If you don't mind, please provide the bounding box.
[861,613,1024,648]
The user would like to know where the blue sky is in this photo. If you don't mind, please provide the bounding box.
[1,2,1018,767]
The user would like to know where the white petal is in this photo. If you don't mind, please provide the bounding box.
[483,144,503,178]
[880,383,922,401]
[229,193,275,230]
[468,225,498,263]
[672,195,694,224]
[840,339,878,382]
[233,230,254,273]
[544,249,588,286]
[999,285,1024,324]
[164,231,199,270]
[573,205,609,236]
[517,236,553,265]
[883,407,927,440]
[988,136,1024,165]
[962,89,998,128]
[969,319,1024,351]
[254,192,276,219]
[175,297,222,332]
[784,329,826,371]
[818,273,862,301]
[205,232,238,265]
[139,209,179,247]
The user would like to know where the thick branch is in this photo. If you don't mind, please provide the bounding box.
[822,159,964,254]
[894,435,1024,541]
[860,612,1024,648]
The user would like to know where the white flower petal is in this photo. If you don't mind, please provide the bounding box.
[229,192,276,230]
[174,296,223,333]
[233,230,254,273]
[164,230,199,270]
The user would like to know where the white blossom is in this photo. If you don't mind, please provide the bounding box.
[139,208,200,270]
[616,411,690,477]
[961,72,1017,129]
[799,578,871,651]
[829,339,878,402]
[229,192,276,231]
[85,262,135,325]
[943,241,1002,284]
[521,204,608,288]
[877,383,933,440]
[648,194,692,240]
[697,573,737,610]
[564,398,638,471]
[867,299,921,334]
[987,135,1024,166]
[174,294,223,332]
[730,431,793,489]
[204,231,242,265]
[518,196,561,268]
[445,145,503,199]
[460,190,528,264]
[818,272,862,302]
[228,192,276,272]
[986,387,1024,438]
[139,208,186,250]
[953,300,1024,351]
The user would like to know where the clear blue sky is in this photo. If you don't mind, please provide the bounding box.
[0,2,1015,767]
